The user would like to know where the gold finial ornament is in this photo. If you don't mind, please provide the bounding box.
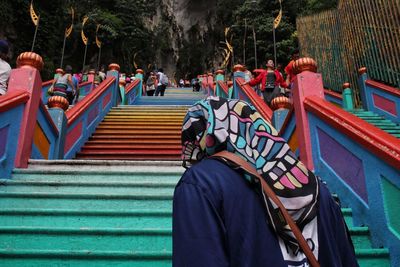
[270,96,293,111]
[16,52,44,71]
[342,83,351,90]
[47,96,69,111]
[292,57,317,75]
[136,69,144,74]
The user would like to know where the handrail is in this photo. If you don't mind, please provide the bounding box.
[66,76,116,126]
[304,95,400,170]
[324,89,342,100]
[235,77,273,121]
[0,91,30,112]
[125,79,140,94]
[366,80,400,97]
[42,80,54,88]
[78,81,93,90]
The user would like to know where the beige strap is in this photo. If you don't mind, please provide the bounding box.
[212,151,320,267]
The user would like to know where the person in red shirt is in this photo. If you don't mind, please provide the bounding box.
[284,49,300,87]
[244,59,287,106]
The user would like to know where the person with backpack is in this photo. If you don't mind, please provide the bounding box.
[155,68,168,96]
[49,65,77,105]
[244,59,288,106]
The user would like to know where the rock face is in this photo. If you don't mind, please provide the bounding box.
[153,0,218,77]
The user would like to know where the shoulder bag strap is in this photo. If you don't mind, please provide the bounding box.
[211,151,320,267]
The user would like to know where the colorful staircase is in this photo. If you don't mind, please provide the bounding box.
[0,87,391,266]
[350,109,400,138]
[0,160,182,266]
[76,106,187,160]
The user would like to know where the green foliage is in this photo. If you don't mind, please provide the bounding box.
[0,0,338,80]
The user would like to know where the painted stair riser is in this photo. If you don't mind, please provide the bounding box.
[0,185,175,195]
[86,140,181,145]
[76,155,181,160]
[93,130,181,135]
[0,230,172,251]
[0,214,171,229]
[0,197,173,210]
[81,146,182,150]
[89,135,181,140]
[0,258,172,267]
[10,173,182,183]
[96,126,182,130]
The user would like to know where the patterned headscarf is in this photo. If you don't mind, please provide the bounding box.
[181,97,320,261]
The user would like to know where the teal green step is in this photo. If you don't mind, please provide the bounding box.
[0,181,175,195]
[0,209,171,228]
[356,248,390,267]
[0,227,171,251]
[0,193,173,210]
[12,170,182,183]
[341,208,353,226]
[349,227,372,249]
[0,250,171,267]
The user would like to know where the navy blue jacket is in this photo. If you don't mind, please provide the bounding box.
[173,159,359,267]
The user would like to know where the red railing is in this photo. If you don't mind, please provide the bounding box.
[304,95,400,169]
[0,91,30,112]
[235,77,273,121]
[66,76,116,126]
[366,80,400,98]
[125,79,141,94]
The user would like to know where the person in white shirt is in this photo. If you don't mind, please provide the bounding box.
[155,68,168,96]
[0,40,11,96]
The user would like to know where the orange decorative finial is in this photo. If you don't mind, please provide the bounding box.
[136,69,144,74]
[216,70,224,75]
[108,63,120,72]
[89,69,96,75]
[119,78,126,86]
[233,64,245,72]
[16,52,44,71]
[227,81,233,87]
[342,82,351,90]
[358,67,367,75]
[270,96,293,111]
[47,96,69,111]
[292,57,317,75]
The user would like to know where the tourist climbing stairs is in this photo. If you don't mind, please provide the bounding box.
[350,109,400,138]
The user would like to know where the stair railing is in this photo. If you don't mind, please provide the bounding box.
[0,90,30,178]
[123,69,143,105]
[280,57,400,266]
[358,67,400,124]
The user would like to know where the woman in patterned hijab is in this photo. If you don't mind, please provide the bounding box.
[181,96,320,261]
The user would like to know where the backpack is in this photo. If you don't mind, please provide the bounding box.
[161,73,169,86]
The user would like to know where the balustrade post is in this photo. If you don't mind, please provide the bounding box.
[135,69,144,98]
[358,67,369,110]
[7,52,44,168]
[232,64,245,99]
[107,63,120,107]
[342,83,354,111]
[215,70,225,97]
[270,96,293,132]
[119,78,126,105]
[87,69,96,83]
[291,57,323,170]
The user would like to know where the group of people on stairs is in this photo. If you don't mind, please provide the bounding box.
[145,68,169,96]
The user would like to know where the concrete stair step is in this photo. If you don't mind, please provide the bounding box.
[0,250,171,267]
[0,227,171,251]
[0,192,173,210]
[0,208,171,229]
